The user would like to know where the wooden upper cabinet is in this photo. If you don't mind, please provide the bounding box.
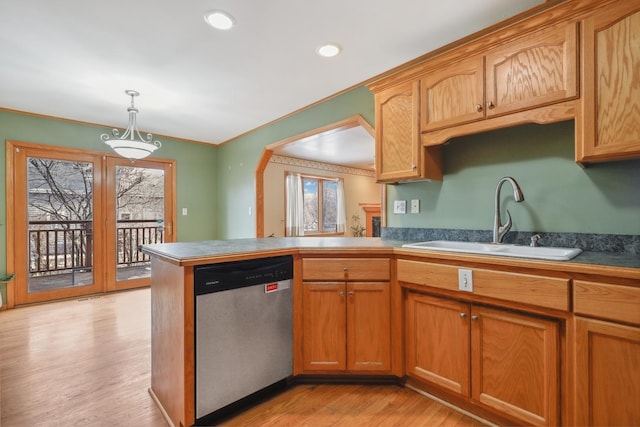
[420,22,577,135]
[484,21,578,118]
[420,56,485,132]
[374,81,422,182]
[576,2,640,163]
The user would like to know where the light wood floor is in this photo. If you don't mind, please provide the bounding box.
[221,383,487,427]
[0,288,486,427]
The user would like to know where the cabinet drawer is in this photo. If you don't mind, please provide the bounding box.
[574,280,640,325]
[302,258,390,281]
[397,259,569,311]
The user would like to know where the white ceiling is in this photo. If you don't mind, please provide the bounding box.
[273,125,376,169]
[0,0,544,148]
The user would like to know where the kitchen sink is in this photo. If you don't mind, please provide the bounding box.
[401,240,582,261]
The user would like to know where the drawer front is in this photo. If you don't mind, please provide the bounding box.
[574,280,640,325]
[302,258,390,281]
[397,259,569,311]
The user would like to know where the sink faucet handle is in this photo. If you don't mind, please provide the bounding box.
[530,234,542,247]
[500,209,513,235]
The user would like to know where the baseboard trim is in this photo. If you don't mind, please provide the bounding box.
[148,387,175,427]
[404,383,498,427]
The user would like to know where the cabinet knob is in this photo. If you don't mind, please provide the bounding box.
[475,104,483,112]
[343,267,349,272]
[486,101,495,109]
[339,290,344,297]
[460,312,467,318]
[471,315,479,321]
[411,164,417,170]
[349,291,355,297]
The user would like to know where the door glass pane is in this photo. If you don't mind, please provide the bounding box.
[27,158,94,293]
[115,165,165,282]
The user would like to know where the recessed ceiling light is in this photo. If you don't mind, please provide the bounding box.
[317,43,342,58]
[204,10,235,30]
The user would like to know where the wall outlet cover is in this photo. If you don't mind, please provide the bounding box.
[458,269,473,292]
[411,199,420,213]
[394,200,406,214]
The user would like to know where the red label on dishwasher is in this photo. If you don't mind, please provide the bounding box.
[265,283,279,293]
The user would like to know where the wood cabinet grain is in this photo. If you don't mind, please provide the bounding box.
[576,1,640,163]
[301,257,392,374]
[405,290,560,426]
[575,317,640,426]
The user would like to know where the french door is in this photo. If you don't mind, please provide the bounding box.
[7,141,175,306]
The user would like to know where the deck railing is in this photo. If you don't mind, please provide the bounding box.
[28,219,164,275]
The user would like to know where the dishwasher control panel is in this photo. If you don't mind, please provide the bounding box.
[194,255,293,295]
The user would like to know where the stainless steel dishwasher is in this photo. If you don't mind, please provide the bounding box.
[193,255,293,425]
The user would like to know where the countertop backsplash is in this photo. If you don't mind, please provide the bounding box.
[381,227,640,256]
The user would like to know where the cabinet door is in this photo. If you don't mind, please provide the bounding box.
[485,22,578,118]
[575,317,640,426]
[577,3,640,163]
[471,306,559,426]
[346,282,391,372]
[405,292,470,396]
[375,81,422,182]
[302,282,346,372]
[420,56,485,132]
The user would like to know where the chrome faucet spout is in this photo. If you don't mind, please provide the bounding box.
[493,177,525,244]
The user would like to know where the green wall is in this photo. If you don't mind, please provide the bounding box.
[0,110,218,305]
[215,88,640,238]
[387,121,640,234]
[215,86,375,238]
[3,85,640,305]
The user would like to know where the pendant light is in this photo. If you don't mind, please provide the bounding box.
[101,90,161,161]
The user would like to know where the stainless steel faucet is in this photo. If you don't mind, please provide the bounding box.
[492,177,525,244]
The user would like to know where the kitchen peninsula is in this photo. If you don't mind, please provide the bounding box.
[141,237,640,427]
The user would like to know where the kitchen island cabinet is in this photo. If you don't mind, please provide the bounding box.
[301,258,392,374]
[140,237,639,427]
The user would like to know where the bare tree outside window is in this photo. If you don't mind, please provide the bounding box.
[27,158,165,291]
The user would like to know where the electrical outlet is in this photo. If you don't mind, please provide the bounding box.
[393,200,406,214]
[411,199,420,213]
[458,269,473,292]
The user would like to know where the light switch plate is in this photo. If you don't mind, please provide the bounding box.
[458,269,473,292]
[411,199,420,213]
[393,200,406,214]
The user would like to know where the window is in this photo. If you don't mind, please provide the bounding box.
[303,177,340,234]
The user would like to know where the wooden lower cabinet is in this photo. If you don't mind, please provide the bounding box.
[302,281,391,373]
[575,317,640,426]
[405,291,559,426]
[406,293,470,394]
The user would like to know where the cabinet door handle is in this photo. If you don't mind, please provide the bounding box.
[486,101,495,109]
[460,312,467,318]
[475,104,483,112]
[471,315,479,321]
[349,291,355,297]
[411,164,417,170]
[343,267,349,272]
[339,291,344,297]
